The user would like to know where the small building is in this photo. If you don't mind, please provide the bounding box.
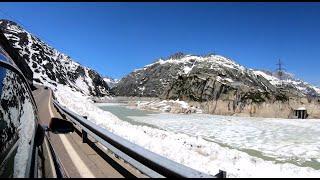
[294,107,308,119]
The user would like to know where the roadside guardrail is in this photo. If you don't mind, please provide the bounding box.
[52,99,226,178]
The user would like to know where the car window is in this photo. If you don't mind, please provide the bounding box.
[0,54,7,63]
[0,48,10,63]
[0,65,37,178]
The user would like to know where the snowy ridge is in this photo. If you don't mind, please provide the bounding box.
[0,19,110,97]
[103,77,119,88]
[254,70,320,97]
[141,54,246,75]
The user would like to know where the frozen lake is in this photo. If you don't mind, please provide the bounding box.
[98,103,320,177]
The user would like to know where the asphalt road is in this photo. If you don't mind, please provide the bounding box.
[32,85,145,178]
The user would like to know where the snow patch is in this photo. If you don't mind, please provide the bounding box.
[75,77,90,95]
[103,77,119,88]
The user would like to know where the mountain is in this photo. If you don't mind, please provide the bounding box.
[103,76,119,89]
[0,19,110,97]
[113,52,320,98]
[113,52,320,118]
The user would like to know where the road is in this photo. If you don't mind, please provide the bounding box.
[32,85,146,178]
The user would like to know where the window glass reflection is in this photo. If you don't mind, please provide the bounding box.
[0,66,36,178]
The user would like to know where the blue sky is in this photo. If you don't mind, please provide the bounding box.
[1,2,320,85]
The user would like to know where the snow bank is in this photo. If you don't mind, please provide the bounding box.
[54,85,320,177]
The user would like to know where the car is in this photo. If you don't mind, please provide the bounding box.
[0,29,73,178]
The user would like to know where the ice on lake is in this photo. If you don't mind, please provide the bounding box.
[128,113,320,169]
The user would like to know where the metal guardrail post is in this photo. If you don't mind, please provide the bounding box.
[216,170,227,178]
[82,116,88,143]
[82,130,88,143]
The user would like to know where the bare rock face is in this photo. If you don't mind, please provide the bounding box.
[0,19,110,97]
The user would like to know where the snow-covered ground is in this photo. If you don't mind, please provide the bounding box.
[131,99,202,114]
[54,85,320,177]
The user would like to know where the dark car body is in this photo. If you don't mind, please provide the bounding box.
[0,29,67,178]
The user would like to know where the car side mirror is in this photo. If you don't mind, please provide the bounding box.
[47,117,75,134]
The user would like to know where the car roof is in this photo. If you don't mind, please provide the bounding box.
[0,29,19,67]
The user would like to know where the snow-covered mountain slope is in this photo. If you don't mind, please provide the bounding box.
[253,70,320,97]
[103,76,119,89]
[0,19,110,97]
[114,52,249,97]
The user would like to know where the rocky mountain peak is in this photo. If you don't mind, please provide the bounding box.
[167,52,186,60]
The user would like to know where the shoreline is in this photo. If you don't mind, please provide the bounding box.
[94,96,320,120]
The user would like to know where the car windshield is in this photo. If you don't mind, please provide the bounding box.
[2,4,320,178]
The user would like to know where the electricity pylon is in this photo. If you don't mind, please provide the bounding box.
[276,59,285,87]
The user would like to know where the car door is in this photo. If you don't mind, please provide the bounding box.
[0,46,39,178]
